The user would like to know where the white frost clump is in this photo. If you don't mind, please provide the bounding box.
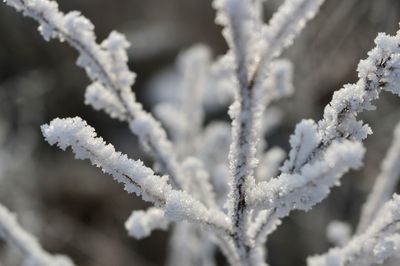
[326,221,352,247]
[84,82,126,121]
[125,208,168,239]
[0,203,74,266]
[281,119,321,174]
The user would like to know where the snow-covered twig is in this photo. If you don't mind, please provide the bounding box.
[41,117,172,205]
[260,0,325,62]
[125,208,168,239]
[41,117,231,229]
[249,140,364,245]
[249,29,400,242]
[213,1,326,262]
[255,147,286,183]
[307,194,400,266]
[357,122,400,234]
[41,117,235,260]
[3,0,185,190]
[0,203,74,266]
[308,120,400,266]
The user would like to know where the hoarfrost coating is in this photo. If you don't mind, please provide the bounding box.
[2,0,400,265]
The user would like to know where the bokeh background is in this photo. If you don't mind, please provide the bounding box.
[0,0,400,265]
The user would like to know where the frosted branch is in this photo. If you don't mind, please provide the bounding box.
[318,32,400,144]
[0,203,74,266]
[84,82,126,121]
[308,194,400,266]
[261,0,325,59]
[214,0,324,262]
[357,122,400,233]
[251,0,325,87]
[3,0,185,190]
[249,27,400,241]
[281,120,321,174]
[129,113,185,189]
[249,140,365,244]
[41,117,172,205]
[41,118,232,242]
[165,190,232,234]
[213,0,263,87]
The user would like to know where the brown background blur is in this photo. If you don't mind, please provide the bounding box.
[0,0,400,265]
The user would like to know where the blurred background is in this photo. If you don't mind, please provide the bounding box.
[0,0,400,265]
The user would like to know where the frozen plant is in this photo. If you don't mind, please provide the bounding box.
[2,0,400,265]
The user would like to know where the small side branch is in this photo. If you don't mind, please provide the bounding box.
[357,122,400,233]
